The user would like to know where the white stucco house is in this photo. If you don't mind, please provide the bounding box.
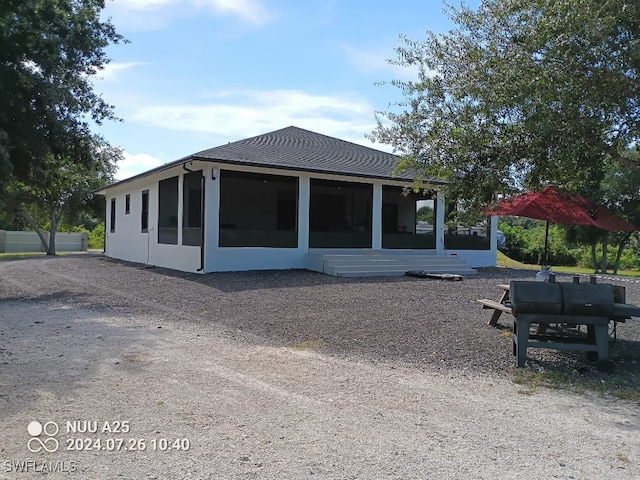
[95,127,498,276]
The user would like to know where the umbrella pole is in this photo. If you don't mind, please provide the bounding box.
[543,220,550,266]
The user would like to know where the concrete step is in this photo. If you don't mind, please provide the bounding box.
[332,268,478,277]
[324,259,470,267]
[321,253,477,277]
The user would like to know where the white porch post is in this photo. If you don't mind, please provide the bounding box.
[372,183,382,250]
[435,190,446,254]
[177,173,184,246]
[204,166,220,272]
[298,175,310,250]
[490,214,498,266]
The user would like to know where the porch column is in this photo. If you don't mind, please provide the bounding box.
[490,214,498,264]
[177,173,184,246]
[435,190,445,254]
[372,183,382,250]
[298,175,310,250]
[204,165,221,271]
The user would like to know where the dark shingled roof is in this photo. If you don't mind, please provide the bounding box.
[97,126,441,193]
[192,126,412,180]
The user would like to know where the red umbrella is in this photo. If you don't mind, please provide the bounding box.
[487,186,637,264]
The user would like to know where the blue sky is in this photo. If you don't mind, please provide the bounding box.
[96,0,480,180]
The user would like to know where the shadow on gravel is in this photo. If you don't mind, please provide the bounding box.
[0,296,159,419]
[510,339,640,401]
[116,258,543,294]
[136,265,416,293]
[1,290,92,304]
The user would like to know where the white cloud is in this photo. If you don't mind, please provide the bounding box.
[111,0,273,26]
[129,89,378,146]
[196,0,272,24]
[116,151,165,180]
[97,62,147,81]
[342,45,423,80]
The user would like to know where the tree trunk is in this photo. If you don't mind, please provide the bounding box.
[48,207,58,255]
[590,243,599,273]
[613,232,632,275]
[601,233,608,274]
[20,209,49,253]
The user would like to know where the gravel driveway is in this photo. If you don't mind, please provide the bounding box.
[0,254,639,479]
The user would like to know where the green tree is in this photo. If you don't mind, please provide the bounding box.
[370,0,640,212]
[0,0,125,185]
[599,156,640,273]
[416,205,434,223]
[11,136,120,255]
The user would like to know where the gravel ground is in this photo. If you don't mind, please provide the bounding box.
[1,254,639,479]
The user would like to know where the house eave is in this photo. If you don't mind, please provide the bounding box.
[94,156,446,195]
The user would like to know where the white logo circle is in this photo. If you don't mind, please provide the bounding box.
[27,421,43,437]
[43,421,59,436]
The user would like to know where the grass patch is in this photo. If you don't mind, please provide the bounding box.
[496,252,532,269]
[0,251,90,261]
[0,252,86,261]
[497,251,640,278]
[509,365,640,401]
[0,252,48,261]
[516,389,535,396]
[287,339,327,350]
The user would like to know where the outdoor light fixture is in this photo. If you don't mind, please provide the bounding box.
[211,168,218,180]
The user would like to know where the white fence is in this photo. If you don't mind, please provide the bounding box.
[0,230,88,253]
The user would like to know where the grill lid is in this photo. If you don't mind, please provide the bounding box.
[509,281,563,316]
[560,283,614,316]
[509,281,616,317]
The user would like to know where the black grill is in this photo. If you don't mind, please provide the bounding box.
[510,281,615,317]
[509,280,616,368]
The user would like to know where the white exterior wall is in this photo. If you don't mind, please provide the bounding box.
[104,164,202,273]
[446,249,496,268]
[102,161,497,273]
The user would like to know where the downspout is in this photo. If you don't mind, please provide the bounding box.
[182,162,205,272]
[198,174,205,272]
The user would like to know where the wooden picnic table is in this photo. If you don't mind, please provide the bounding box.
[478,280,638,367]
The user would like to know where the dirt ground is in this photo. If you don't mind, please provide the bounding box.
[0,255,639,480]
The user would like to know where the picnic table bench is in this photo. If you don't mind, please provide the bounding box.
[477,284,511,326]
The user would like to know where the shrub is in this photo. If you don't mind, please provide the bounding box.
[88,223,105,250]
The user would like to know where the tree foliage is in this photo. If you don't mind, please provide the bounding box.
[500,222,582,266]
[416,205,434,223]
[553,147,640,273]
[8,137,120,254]
[370,0,640,212]
[0,1,124,254]
[0,0,125,184]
